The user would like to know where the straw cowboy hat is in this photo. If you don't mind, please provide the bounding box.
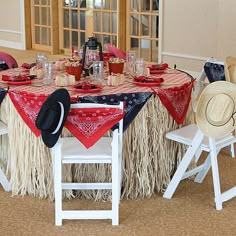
[224,56,236,84]
[35,88,71,148]
[196,81,236,138]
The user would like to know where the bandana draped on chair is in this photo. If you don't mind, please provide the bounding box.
[65,106,125,148]
[152,81,194,124]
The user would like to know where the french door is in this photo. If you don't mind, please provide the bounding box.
[29,0,161,62]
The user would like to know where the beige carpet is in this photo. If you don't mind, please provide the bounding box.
[1,47,236,235]
[0,151,236,235]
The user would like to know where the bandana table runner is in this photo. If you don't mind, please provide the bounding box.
[79,92,152,131]
[65,106,125,148]
[152,81,194,124]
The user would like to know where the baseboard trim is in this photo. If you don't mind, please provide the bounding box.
[162,52,209,61]
[0,40,25,50]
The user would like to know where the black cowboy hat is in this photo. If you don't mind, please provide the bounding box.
[35,88,71,148]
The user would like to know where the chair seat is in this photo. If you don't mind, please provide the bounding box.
[166,124,236,152]
[60,136,113,164]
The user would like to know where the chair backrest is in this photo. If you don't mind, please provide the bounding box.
[192,58,224,112]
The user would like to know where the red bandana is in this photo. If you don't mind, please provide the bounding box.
[153,81,194,124]
[65,106,125,148]
[8,90,47,136]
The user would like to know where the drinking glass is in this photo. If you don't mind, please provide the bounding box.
[89,61,104,84]
[36,53,48,69]
[134,58,146,77]
[126,50,136,74]
[42,62,54,85]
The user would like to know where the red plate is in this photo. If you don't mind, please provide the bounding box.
[72,84,104,93]
[7,80,32,85]
[133,77,164,87]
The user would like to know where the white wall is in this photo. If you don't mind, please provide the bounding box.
[0,0,25,49]
[161,0,236,72]
[1,1,236,73]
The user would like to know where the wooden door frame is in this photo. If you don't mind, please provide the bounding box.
[24,0,59,54]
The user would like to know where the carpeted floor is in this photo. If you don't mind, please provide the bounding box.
[1,47,236,236]
[1,151,236,236]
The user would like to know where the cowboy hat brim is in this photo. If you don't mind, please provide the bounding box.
[35,88,71,148]
[196,81,236,138]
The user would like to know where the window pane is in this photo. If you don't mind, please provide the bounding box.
[41,0,47,5]
[130,14,139,36]
[80,32,86,46]
[63,30,70,48]
[42,27,48,45]
[48,8,51,25]
[94,12,102,32]
[141,15,149,36]
[35,26,40,44]
[141,0,150,12]
[34,7,40,24]
[152,0,159,11]
[94,34,103,45]
[141,39,150,61]
[112,13,117,33]
[104,35,110,44]
[80,0,86,8]
[72,10,78,29]
[80,10,86,30]
[112,35,117,46]
[94,0,102,9]
[41,7,48,25]
[48,28,51,46]
[64,0,70,7]
[130,0,139,11]
[63,9,70,28]
[152,15,159,38]
[34,0,40,4]
[130,38,139,50]
[111,0,117,10]
[151,40,158,62]
[72,31,78,47]
[71,0,78,7]
[103,13,110,33]
[103,0,110,9]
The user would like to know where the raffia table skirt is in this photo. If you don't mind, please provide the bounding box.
[0,94,194,201]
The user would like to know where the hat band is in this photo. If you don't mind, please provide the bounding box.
[51,102,64,135]
[205,94,236,127]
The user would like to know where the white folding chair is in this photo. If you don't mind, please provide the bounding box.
[52,102,124,226]
[0,120,11,191]
[163,127,236,210]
